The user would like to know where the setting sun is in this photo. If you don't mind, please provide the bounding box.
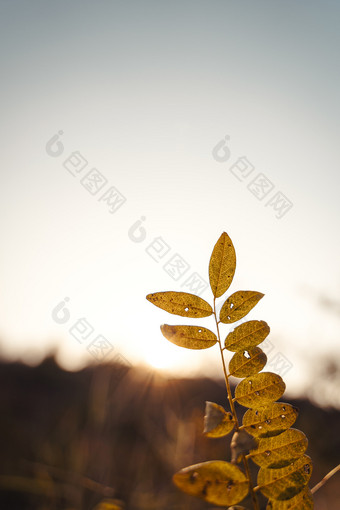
[143,340,180,370]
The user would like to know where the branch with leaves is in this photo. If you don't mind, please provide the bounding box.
[146,232,314,509]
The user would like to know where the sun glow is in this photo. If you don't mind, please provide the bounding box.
[143,340,181,371]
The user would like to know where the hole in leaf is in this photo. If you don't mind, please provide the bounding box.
[255,410,259,415]
[255,391,260,396]
[282,406,286,411]
[243,350,251,359]
[304,464,311,474]
[230,303,234,309]
[281,415,286,419]
[265,419,271,424]
[248,380,252,385]
[265,450,271,456]
[185,307,189,312]
[190,472,198,483]
[198,329,202,333]
[258,425,263,429]
[202,480,211,496]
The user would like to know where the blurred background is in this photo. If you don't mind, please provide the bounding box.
[0,1,339,508]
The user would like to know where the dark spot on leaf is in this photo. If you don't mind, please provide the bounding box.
[189,472,198,484]
[304,464,311,474]
[202,480,211,496]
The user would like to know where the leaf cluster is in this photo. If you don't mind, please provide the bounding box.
[146,233,313,509]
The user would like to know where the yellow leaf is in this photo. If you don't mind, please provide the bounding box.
[203,401,235,438]
[209,232,236,298]
[257,454,313,501]
[242,403,299,438]
[226,507,248,510]
[173,460,249,506]
[231,430,258,463]
[146,291,213,318]
[248,428,308,468]
[266,486,314,509]
[93,500,123,510]
[220,291,264,324]
[229,347,267,378]
[235,372,286,409]
[160,324,217,350]
[225,320,270,352]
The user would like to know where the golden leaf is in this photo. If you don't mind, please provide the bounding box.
[220,291,264,324]
[160,325,217,350]
[248,428,308,468]
[266,486,314,509]
[235,372,286,409]
[231,430,258,463]
[203,401,235,438]
[173,460,249,506]
[242,403,299,438]
[229,347,267,378]
[257,454,313,501]
[225,320,270,352]
[146,291,213,318]
[209,232,236,298]
[93,500,123,510]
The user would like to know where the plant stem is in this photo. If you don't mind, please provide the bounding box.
[311,463,340,494]
[213,298,260,510]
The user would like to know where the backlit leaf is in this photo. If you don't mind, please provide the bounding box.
[229,347,267,378]
[226,507,248,510]
[209,232,236,298]
[160,324,217,350]
[231,430,258,463]
[173,460,249,506]
[203,401,235,438]
[93,500,123,510]
[248,428,308,468]
[225,320,270,352]
[257,454,313,501]
[220,291,264,324]
[235,372,286,409]
[242,403,299,438]
[266,486,314,509]
[146,291,213,318]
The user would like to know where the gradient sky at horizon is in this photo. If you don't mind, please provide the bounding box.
[1,1,340,404]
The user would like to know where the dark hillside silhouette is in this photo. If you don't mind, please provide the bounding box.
[0,356,339,509]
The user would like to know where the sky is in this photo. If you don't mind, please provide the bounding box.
[1,0,340,404]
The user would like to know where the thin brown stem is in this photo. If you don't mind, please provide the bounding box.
[213,298,260,510]
[311,463,340,495]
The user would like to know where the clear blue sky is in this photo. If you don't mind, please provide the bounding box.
[1,1,340,404]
